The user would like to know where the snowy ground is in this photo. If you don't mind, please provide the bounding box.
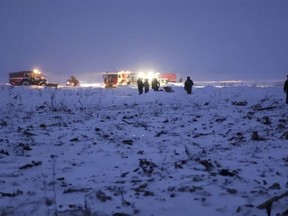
[0,84,287,216]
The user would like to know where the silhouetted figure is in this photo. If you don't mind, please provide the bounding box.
[184,76,194,94]
[284,75,288,104]
[144,79,150,93]
[151,78,160,91]
[137,78,144,95]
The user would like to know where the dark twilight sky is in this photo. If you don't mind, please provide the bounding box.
[0,0,288,84]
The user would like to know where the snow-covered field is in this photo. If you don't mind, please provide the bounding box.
[0,84,287,216]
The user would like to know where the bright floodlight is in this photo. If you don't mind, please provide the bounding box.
[33,69,40,74]
[147,71,155,81]
[138,72,144,78]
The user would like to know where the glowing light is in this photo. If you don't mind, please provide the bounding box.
[147,72,155,81]
[138,72,144,79]
[33,69,40,74]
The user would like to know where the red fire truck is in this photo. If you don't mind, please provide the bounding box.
[158,73,177,83]
[9,70,48,86]
[103,71,130,88]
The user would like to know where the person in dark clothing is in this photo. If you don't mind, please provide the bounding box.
[184,76,194,94]
[284,75,288,104]
[137,77,144,95]
[151,78,160,91]
[144,79,150,93]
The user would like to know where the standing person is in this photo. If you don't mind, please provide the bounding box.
[144,78,150,93]
[137,77,144,95]
[152,78,160,91]
[284,75,288,104]
[184,76,194,94]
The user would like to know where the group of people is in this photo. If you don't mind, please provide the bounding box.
[137,78,160,95]
[137,76,194,95]
[136,75,288,103]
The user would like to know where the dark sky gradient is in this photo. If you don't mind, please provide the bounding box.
[1,0,288,83]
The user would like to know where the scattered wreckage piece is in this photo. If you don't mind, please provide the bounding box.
[257,191,288,216]
[232,101,248,106]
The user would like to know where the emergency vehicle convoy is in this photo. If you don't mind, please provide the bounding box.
[103,71,176,88]
[9,70,48,86]
[7,69,177,88]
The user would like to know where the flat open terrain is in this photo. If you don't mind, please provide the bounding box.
[0,84,287,216]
